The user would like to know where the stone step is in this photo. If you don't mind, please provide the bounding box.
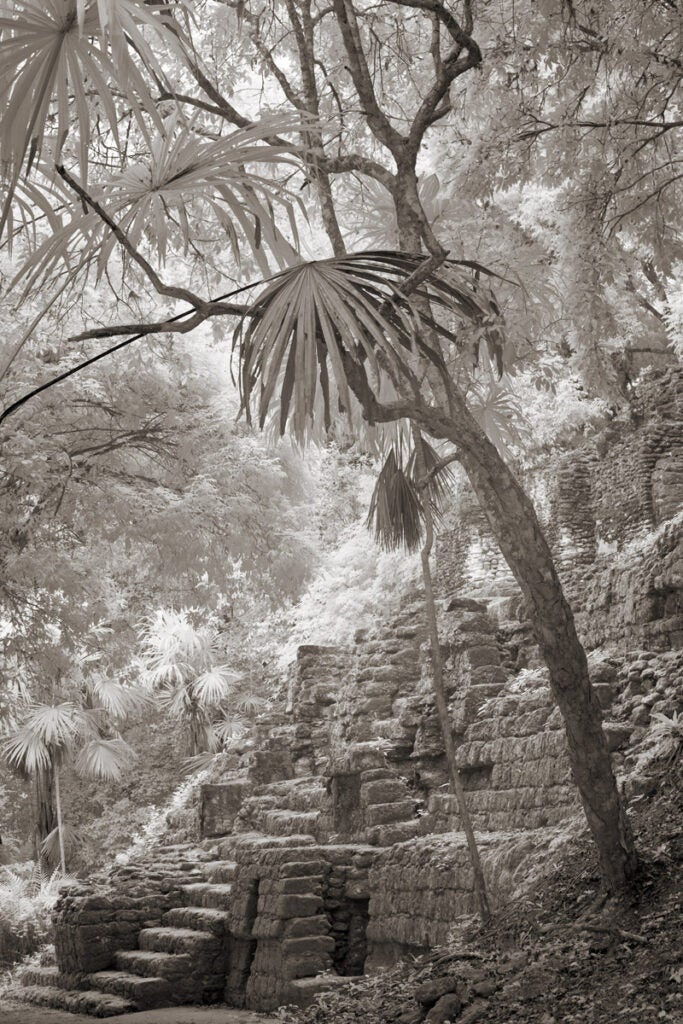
[288,975,360,1009]
[8,984,135,1017]
[262,809,319,836]
[86,970,171,1009]
[163,906,231,934]
[182,881,233,909]
[19,966,82,990]
[139,926,220,955]
[115,949,193,980]
[202,859,237,883]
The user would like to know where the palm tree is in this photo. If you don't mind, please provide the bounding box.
[137,609,250,758]
[2,700,136,873]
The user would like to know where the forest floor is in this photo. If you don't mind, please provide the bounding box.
[0,1006,275,1023]
[277,773,683,1024]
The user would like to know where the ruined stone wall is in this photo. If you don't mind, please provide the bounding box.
[435,366,683,649]
[221,836,375,1012]
[366,831,552,966]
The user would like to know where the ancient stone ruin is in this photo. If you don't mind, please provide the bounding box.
[12,367,683,1016]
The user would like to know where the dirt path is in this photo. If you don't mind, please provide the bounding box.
[0,1002,276,1024]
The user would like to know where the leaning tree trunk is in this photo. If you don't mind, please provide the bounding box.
[411,387,638,892]
[414,430,492,923]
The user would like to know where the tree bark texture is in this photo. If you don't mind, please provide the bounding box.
[33,765,56,870]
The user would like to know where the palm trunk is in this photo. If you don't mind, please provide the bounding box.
[412,388,639,891]
[54,764,66,875]
[33,765,56,871]
[414,430,492,923]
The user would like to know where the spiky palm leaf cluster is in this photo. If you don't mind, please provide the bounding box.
[235,250,503,444]
[138,608,258,757]
[366,438,457,553]
[0,0,188,224]
[2,699,135,778]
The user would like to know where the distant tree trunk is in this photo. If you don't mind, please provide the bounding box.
[33,765,56,870]
[410,387,639,892]
[54,763,67,875]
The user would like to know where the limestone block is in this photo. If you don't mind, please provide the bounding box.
[275,894,322,919]
[282,935,336,958]
[282,916,330,938]
[361,779,409,805]
[280,876,323,895]
[364,799,416,826]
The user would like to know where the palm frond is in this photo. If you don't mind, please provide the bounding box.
[469,375,530,455]
[191,666,242,707]
[11,114,307,291]
[235,250,503,444]
[366,447,424,552]
[367,438,457,552]
[40,823,86,861]
[209,716,248,746]
[17,702,83,752]
[74,737,135,779]
[2,725,51,773]
[231,692,268,715]
[88,676,153,719]
[0,0,186,233]
[181,750,217,775]
[406,438,457,526]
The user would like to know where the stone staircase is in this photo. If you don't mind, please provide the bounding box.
[10,844,237,1017]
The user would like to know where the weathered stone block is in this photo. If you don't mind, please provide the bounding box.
[361,780,408,805]
[282,935,336,958]
[282,916,330,938]
[364,800,416,826]
[275,895,322,918]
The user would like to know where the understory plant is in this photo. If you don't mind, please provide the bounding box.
[138,608,265,760]
[0,864,75,966]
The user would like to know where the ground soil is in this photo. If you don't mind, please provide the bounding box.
[0,1005,275,1024]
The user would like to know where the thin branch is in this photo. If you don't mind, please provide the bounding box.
[516,118,683,143]
[0,277,264,427]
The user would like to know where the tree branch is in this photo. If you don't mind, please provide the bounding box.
[331,0,405,155]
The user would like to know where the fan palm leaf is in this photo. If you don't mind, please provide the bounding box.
[235,250,503,443]
[87,676,153,719]
[2,724,51,773]
[40,822,86,861]
[12,115,306,294]
[0,0,187,233]
[74,737,134,779]
[367,438,457,552]
[191,666,242,707]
